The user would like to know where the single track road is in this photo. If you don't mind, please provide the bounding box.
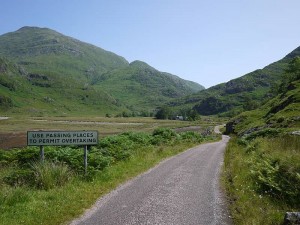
[71,135,231,225]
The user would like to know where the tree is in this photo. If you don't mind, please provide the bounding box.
[286,56,300,81]
[155,107,172,120]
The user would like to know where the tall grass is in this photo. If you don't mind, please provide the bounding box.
[31,161,73,190]
[223,135,300,225]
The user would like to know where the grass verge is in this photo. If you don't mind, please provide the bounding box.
[223,136,300,224]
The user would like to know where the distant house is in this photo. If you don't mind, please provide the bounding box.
[176,116,184,121]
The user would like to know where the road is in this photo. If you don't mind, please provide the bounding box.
[71,135,231,225]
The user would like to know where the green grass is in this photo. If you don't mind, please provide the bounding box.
[223,136,300,225]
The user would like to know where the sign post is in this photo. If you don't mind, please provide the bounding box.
[84,145,88,175]
[40,145,45,162]
[27,131,98,174]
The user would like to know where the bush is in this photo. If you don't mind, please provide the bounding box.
[45,147,84,171]
[0,151,14,167]
[152,128,178,140]
[88,148,114,170]
[121,132,152,146]
[15,148,40,167]
[180,131,204,143]
[3,169,34,187]
[250,155,300,206]
[98,135,134,161]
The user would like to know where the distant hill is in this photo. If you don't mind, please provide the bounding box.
[169,46,300,116]
[0,26,204,115]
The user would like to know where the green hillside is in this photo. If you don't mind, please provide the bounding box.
[0,27,204,115]
[169,47,300,116]
[226,57,300,138]
[0,57,122,116]
[93,60,204,112]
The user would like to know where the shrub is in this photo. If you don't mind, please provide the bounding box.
[3,169,34,187]
[0,151,14,167]
[45,147,84,171]
[88,148,114,170]
[15,148,40,167]
[180,131,204,143]
[121,132,152,146]
[98,135,134,161]
[250,155,300,206]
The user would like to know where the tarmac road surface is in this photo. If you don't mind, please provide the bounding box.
[70,135,231,225]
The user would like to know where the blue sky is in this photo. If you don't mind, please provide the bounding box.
[1,0,300,88]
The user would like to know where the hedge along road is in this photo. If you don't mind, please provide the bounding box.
[70,135,232,225]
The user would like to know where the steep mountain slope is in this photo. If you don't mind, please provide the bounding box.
[225,57,300,137]
[0,57,121,116]
[169,47,300,116]
[0,27,204,115]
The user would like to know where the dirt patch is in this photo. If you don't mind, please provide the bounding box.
[0,132,27,150]
[173,126,202,133]
[32,119,144,126]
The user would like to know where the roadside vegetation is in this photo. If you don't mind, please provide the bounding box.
[223,136,300,224]
[223,57,300,224]
[0,128,219,225]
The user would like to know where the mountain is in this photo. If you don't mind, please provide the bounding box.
[93,60,204,111]
[169,47,300,116]
[0,26,204,115]
[225,65,300,138]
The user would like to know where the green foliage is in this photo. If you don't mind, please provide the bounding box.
[0,186,31,207]
[226,78,300,137]
[31,161,73,190]
[3,161,73,190]
[250,156,300,205]
[0,95,13,108]
[15,148,40,167]
[224,136,300,224]
[244,128,282,140]
[151,128,179,145]
[3,169,34,187]
[180,131,204,142]
[155,107,173,119]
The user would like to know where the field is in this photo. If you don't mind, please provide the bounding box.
[0,116,223,150]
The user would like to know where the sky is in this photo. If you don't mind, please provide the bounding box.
[1,0,300,88]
